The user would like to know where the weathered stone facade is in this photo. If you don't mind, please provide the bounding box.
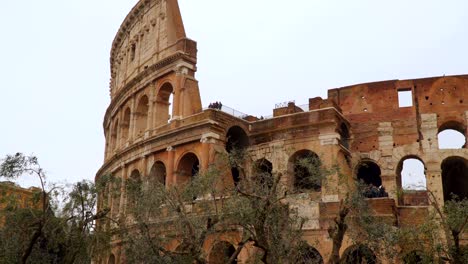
[96,0,467,263]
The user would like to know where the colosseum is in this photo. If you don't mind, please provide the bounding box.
[96,0,467,263]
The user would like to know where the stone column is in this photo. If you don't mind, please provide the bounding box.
[147,83,156,132]
[378,122,396,199]
[420,113,438,151]
[166,146,175,187]
[426,162,444,206]
[129,96,137,141]
[200,133,220,172]
[119,165,127,219]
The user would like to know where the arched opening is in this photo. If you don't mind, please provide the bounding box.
[155,82,174,126]
[254,158,273,189]
[127,170,142,209]
[398,157,426,190]
[135,95,149,136]
[441,156,468,201]
[339,123,351,149]
[226,126,249,185]
[402,250,431,264]
[209,241,237,264]
[297,243,323,264]
[341,245,377,264]
[149,161,166,186]
[121,107,131,143]
[226,126,249,153]
[357,161,387,198]
[397,157,427,205]
[111,120,119,151]
[177,153,200,184]
[438,121,466,149]
[289,150,322,192]
[108,254,115,264]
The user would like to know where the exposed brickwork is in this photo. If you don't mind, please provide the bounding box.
[97,1,468,263]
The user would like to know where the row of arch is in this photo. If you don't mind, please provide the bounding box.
[108,82,175,153]
[356,156,468,202]
[106,242,434,263]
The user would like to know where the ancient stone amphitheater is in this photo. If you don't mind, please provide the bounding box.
[96,0,467,263]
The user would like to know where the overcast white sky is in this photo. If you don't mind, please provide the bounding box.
[0,0,467,188]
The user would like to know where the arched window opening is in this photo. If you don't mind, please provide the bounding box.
[135,95,149,136]
[226,126,249,153]
[108,254,115,264]
[111,120,119,151]
[226,126,249,185]
[290,150,322,192]
[339,123,350,149]
[357,161,387,198]
[397,157,428,206]
[441,157,468,201]
[155,83,174,126]
[402,250,431,264]
[177,153,200,184]
[127,170,142,210]
[149,161,166,186]
[438,121,466,149]
[209,241,237,264]
[296,243,323,264]
[399,158,427,190]
[254,158,273,189]
[121,107,131,143]
[341,245,377,264]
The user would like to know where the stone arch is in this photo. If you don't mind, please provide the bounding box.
[111,119,119,151]
[339,122,351,149]
[226,126,250,152]
[396,155,427,190]
[155,82,174,125]
[402,250,431,264]
[288,150,322,192]
[226,126,250,185]
[127,169,142,210]
[297,243,324,264]
[208,241,237,264]
[135,95,149,136]
[340,244,377,264]
[149,161,166,186]
[176,152,200,184]
[253,158,273,189]
[356,160,382,187]
[438,120,466,149]
[441,156,468,201]
[121,107,131,143]
[108,254,115,264]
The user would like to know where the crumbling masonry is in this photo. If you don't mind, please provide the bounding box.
[96,0,468,263]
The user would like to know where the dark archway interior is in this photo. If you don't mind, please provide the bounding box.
[357,161,382,187]
[403,251,430,264]
[108,254,115,264]
[339,123,350,149]
[149,161,166,186]
[178,153,200,184]
[209,241,237,264]
[226,126,249,153]
[297,245,323,264]
[254,158,273,189]
[292,150,322,191]
[442,157,468,201]
[226,126,249,185]
[341,245,376,264]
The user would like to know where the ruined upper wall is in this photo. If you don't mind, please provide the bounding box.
[329,75,468,152]
[110,0,196,98]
